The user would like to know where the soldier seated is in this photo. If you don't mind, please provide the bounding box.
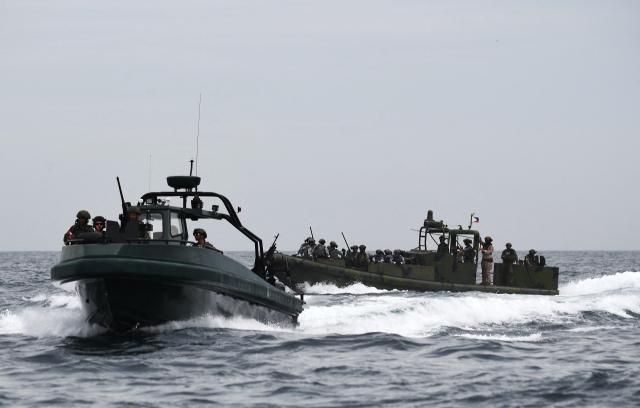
[383,249,393,263]
[63,210,95,244]
[93,216,106,234]
[392,250,405,265]
[192,228,223,254]
[373,249,385,263]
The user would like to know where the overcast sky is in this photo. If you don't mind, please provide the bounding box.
[1,0,638,252]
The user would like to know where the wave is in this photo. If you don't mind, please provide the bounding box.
[456,332,543,342]
[0,293,104,338]
[560,271,640,296]
[2,272,639,339]
[301,282,395,295]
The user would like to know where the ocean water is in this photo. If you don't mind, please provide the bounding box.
[1,251,639,407]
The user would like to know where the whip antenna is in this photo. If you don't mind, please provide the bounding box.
[148,153,152,191]
[196,93,202,176]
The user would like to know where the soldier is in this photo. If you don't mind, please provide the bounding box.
[462,238,475,263]
[297,237,311,257]
[192,228,223,253]
[373,249,385,263]
[392,249,405,265]
[328,241,341,259]
[356,245,369,266]
[480,236,494,285]
[437,235,449,254]
[524,249,537,266]
[501,242,518,286]
[92,216,106,233]
[63,210,95,244]
[383,249,393,263]
[303,238,316,259]
[313,238,329,259]
[127,207,149,239]
[345,245,358,266]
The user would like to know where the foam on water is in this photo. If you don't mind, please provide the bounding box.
[0,292,104,338]
[301,281,395,295]
[2,272,639,339]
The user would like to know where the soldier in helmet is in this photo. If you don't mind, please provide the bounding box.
[501,242,518,286]
[127,206,149,239]
[192,228,223,253]
[328,241,341,259]
[356,245,369,267]
[313,238,329,259]
[63,210,94,244]
[462,238,475,263]
[524,249,537,266]
[437,235,449,254]
[373,249,385,263]
[383,249,393,263]
[92,216,106,233]
[480,236,494,285]
[345,245,358,266]
[297,237,311,257]
[392,249,405,265]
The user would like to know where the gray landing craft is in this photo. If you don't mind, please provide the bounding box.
[269,211,559,295]
[51,172,303,332]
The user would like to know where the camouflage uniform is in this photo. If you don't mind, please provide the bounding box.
[524,249,537,266]
[313,239,329,259]
[462,239,475,262]
[392,250,405,265]
[383,249,393,263]
[328,241,341,259]
[63,210,94,244]
[356,245,369,267]
[345,245,358,267]
[480,237,494,285]
[500,243,518,286]
[437,235,449,254]
[373,250,385,263]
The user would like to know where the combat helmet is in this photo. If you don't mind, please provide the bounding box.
[484,236,493,242]
[505,242,512,248]
[193,228,207,238]
[359,244,366,251]
[463,238,472,244]
[92,215,106,223]
[76,210,91,220]
[128,206,142,214]
[319,238,326,245]
[384,249,392,255]
[529,249,537,255]
[350,245,358,252]
[329,241,338,248]
[376,249,383,255]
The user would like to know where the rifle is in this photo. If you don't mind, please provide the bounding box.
[341,232,350,250]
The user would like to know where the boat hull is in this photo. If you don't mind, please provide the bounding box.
[52,244,303,331]
[271,254,559,296]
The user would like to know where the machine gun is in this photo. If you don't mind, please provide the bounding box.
[116,177,129,232]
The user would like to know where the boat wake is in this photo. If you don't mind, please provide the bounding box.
[2,272,639,340]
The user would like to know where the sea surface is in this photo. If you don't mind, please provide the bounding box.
[1,251,639,407]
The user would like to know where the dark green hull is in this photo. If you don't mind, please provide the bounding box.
[51,244,303,331]
[271,254,559,296]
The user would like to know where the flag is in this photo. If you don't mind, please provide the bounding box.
[473,216,479,223]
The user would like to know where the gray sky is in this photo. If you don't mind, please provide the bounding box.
[1,0,639,252]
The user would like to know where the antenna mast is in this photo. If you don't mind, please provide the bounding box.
[196,93,202,176]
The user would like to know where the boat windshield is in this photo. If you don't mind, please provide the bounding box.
[170,212,183,239]
[141,211,164,240]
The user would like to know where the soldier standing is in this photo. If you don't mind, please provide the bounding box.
[345,245,358,266]
[356,245,369,266]
[383,249,393,263]
[297,237,311,257]
[437,235,449,254]
[192,228,223,253]
[328,241,341,259]
[500,242,518,286]
[462,238,475,263]
[480,236,494,285]
[63,210,95,244]
[524,249,537,266]
[313,238,329,259]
